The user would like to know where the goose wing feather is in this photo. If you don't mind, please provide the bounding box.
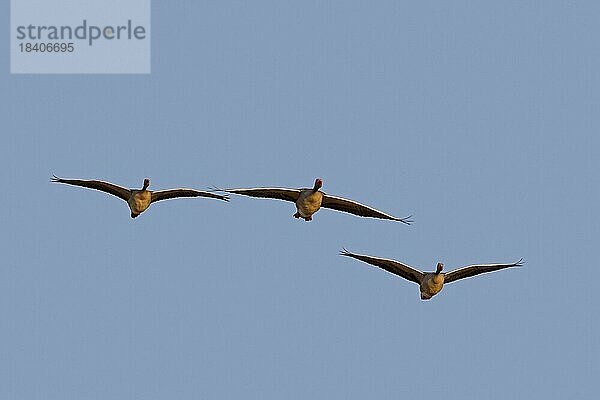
[222,187,301,202]
[151,189,229,203]
[340,248,423,284]
[51,175,130,202]
[321,194,412,224]
[444,259,524,284]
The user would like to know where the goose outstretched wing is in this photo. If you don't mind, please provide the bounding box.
[221,187,301,203]
[444,259,524,284]
[51,175,130,201]
[340,249,423,284]
[151,189,229,203]
[322,194,412,224]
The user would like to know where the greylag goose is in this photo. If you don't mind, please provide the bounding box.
[340,248,523,300]
[52,175,228,218]
[217,178,412,223]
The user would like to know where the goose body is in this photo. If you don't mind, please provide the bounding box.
[128,188,152,217]
[52,176,228,218]
[295,187,324,220]
[219,178,412,223]
[419,272,445,300]
[340,249,523,300]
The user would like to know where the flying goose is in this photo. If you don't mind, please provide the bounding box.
[52,175,228,218]
[340,248,523,300]
[217,178,412,223]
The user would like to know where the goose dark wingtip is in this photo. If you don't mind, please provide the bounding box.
[515,258,525,266]
[51,174,61,183]
[205,186,231,201]
[339,247,351,256]
[397,215,413,225]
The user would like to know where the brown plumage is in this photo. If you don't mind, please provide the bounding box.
[340,248,523,300]
[218,178,412,223]
[52,175,228,218]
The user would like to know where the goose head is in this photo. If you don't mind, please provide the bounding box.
[142,178,150,190]
[313,178,323,192]
[436,262,444,274]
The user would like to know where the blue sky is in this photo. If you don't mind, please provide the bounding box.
[1,1,599,398]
